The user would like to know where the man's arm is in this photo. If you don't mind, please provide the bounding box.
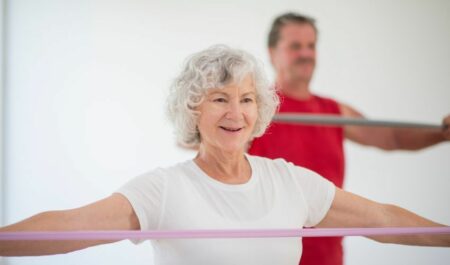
[317,188,450,246]
[340,103,449,150]
[0,193,139,256]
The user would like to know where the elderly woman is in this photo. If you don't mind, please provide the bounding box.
[0,45,449,263]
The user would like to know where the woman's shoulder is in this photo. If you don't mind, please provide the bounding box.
[124,159,194,185]
[247,154,322,180]
[247,154,306,171]
[247,154,285,167]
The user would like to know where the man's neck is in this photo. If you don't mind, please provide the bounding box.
[276,78,312,100]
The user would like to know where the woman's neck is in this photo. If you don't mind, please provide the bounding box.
[194,145,251,184]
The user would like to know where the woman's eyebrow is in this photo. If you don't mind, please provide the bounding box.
[208,91,255,97]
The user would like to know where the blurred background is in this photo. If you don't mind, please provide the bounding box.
[1,0,449,264]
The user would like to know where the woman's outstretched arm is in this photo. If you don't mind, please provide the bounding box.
[0,193,139,256]
[317,188,450,246]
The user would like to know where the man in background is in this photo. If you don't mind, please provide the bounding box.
[248,12,450,265]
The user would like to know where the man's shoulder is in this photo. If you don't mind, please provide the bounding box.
[311,93,342,114]
[312,93,340,105]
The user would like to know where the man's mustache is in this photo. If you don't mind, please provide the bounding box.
[294,57,315,65]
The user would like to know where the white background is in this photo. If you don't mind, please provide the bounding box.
[2,0,450,264]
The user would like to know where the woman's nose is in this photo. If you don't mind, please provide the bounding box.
[225,100,243,120]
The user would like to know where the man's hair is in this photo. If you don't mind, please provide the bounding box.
[268,12,317,48]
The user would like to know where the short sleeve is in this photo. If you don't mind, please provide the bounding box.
[285,161,336,227]
[115,169,167,244]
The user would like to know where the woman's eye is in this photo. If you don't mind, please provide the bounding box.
[242,98,254,103]
[214,98,227,103]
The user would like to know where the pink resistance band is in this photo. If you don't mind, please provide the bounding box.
[1,227,449,241]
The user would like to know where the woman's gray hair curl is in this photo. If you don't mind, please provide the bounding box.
[167,45,279,147]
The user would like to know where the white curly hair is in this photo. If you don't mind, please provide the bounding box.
[167,45,279,147]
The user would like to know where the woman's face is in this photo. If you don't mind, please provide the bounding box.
[196,75,258,153]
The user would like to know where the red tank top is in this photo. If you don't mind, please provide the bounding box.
[249,93,345,265]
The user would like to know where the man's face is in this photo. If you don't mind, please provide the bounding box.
[270,23,317,83]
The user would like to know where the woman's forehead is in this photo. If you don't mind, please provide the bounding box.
[207,75,256,94]
[207,86,256,96]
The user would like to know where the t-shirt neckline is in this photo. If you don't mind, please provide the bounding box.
[188,154,258,191]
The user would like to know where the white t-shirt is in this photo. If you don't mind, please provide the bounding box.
[116,155,335,265]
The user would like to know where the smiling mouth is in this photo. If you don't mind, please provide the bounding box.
[220,126,243,132]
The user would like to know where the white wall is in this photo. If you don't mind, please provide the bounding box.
[0,0,4,226]
[0,0,5,264]
[3,0,450,264]
[0,0,4,229]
